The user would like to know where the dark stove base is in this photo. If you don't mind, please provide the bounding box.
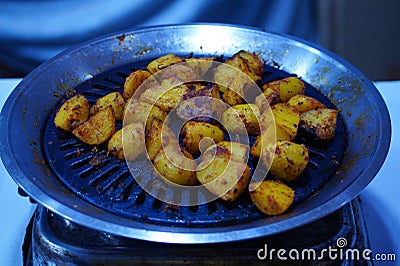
[23,198,372,265]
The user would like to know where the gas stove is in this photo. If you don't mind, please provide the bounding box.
[23,198,370,265]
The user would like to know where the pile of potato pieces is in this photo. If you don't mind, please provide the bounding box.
[54,50,338,216]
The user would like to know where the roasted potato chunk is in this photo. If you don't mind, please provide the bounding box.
[214,63,251,106]
[146,54,183,74]
[72,106,115,145]
[221,88,245,106]
[181,121,224,155]
[287,95,325,112]
[140,84,189,112]
[269,103,301,140]
[197,156,250,202]
[146,124,180,161]
[185,57,217,75]
[154,146,198,186]
[175,84,223,122]
[108,123,145,161]
[250,125,291,158]
[90,92,125,120]
[300,109,338,141]
[54,94,89,131]
[123,70,152,99]
[145,118,164,161]
[124,99,167,130]
[235,50,264,76]
[158,84,190,111]
[250,180,295,215]
[202,141,249,166]
[145,119,179,161]
[222,104,261,135]
[225,51,261,82]
[262,141,309,182]
[159,63,201,85]
[254,87,280,112]
[263,77,305,103]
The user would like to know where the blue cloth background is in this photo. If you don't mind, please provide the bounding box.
[0,0,316,76]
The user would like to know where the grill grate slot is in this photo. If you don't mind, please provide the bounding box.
[43,58,346,227]
[109,171,135,198]
[151,199,163,210]
[77,166,96,180]
[116,71,130,79]
[58,135,82,145]
[63,146,91,160]
[70,154,94,170]
[103,76,125,87]
[96,170,123,193]
[306,161,319,169]
[91,83,121,93]
[88,165,119,188]
[133,190,147,207]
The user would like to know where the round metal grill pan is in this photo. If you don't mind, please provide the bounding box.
[1,24,390,243]
[43,58,346,227]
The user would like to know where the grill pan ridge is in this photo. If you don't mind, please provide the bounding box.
[44,59,346,227]
[0,24,390,243]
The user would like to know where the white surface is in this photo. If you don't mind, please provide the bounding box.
[0,79,36,266]
[0,79,399,265]
[361,81,400,263]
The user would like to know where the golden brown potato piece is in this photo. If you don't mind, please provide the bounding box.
[250,124,291,158]
[196,156,250,201]
[124,98,167,130]
[108,128,125,160]
[213,51,263,107]
[181,121,224,155]
[160,63,201,85]
[158,84,190,112]
[108,122,145,161]
[54,94,89,131]
[139,84,189,112]
[185,82,205,91]
[222,104,261,135]
[269,103,301,140]
[250,180,295,215]
[145,118,179,161]
[202,141,249,166]
[225,52,261,82]
[90,92,125,120]
[153,146,198,186]
[146,123,180,161]
[287,95,325,112]
[145,118,164,161]
[185,57,217,76]
[262,141,309,182]
[234,50,264,76]
[123,70,152,99]
[213,63,251,106]
[146,54,183,74]
[300,109,338,141]
[72,106,116,145]
[175,84,223,122]
[263,77,305,103]
[254,87,280,112]
[221,88,245,106]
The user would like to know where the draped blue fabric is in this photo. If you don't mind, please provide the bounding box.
[0,0,316,76]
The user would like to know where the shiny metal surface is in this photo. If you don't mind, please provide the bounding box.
[0,24,391,243]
